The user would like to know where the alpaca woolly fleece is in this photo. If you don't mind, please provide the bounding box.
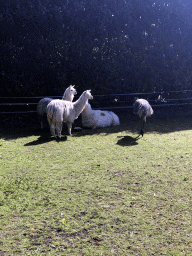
[47,90,93,137]
[37,85,76,129]
[81,103,120,129]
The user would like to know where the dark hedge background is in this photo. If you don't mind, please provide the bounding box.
[0,0,192,96]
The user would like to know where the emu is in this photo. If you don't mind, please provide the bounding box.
[47,90,93,138]
[133,97,153,136]
[81,103,120,129]
[37,85,77,129]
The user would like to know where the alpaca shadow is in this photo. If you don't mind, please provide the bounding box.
[24,135,67,146]
[116,135,140,147]
[72,125,125,137]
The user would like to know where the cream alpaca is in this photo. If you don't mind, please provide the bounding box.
[47,90,93,138]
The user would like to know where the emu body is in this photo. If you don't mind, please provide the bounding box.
[133,98,153,136]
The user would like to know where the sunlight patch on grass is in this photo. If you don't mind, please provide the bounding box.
[1,119,192,255]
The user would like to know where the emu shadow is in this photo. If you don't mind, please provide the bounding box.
[116,135,140,147]
[24,135,67,146]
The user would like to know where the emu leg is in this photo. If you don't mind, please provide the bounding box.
[140,119,146,137]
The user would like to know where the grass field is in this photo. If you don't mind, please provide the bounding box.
[0,109,192,255]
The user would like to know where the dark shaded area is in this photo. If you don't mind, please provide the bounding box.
[0,105,192,142]
[0,0,192,97]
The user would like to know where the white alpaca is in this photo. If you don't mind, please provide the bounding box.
[37,85,77,129]
[47,90,93,138]
[81,103,120,129]
[133,97,154,136]
[61,85,76,101]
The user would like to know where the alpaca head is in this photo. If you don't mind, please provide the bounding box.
[134,97,139,102]
[62,85,77,101]
[68,85,77,96]
[84,90,93,100]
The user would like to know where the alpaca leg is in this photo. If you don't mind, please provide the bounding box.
[40,121,44,129]
[56,122,63,139]
[55,125,60,138]
[50,124,56,138]
[67,122,72,135]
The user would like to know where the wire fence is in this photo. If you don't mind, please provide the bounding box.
[1,90,192,114]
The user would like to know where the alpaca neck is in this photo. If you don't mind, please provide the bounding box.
[62,91,74,101]
[62,92,66,100]
[73,93,88,118]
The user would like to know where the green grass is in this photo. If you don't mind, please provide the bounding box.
[1,111,192,255]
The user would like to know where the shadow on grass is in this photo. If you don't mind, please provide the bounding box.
[116,135,140,147]
[1,108,192,141]
[72,125,124,137]
[24,135,67,146]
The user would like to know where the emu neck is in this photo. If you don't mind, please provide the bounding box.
[73,94,88,118]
